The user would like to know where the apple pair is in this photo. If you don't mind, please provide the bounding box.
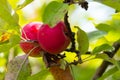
[20,21,70,57]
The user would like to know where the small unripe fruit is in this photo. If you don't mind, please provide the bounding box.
[37,21,70,54]
[20,22,43,57]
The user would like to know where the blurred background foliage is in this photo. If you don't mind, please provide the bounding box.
[0,0,120,80]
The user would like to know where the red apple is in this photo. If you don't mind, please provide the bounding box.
[37,21,70,54]
[22,22,43,41]
[20,40,43,57]
[20,22,44,57]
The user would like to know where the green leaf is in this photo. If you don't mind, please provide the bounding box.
[27,69,53,80]
[92,44,114,54]
[42,1,68,27]
[114,61,120,70]
[9,34,21,46]
[96,54,120,69]
[98,66,118,80]
[75,26,89,54]
[0,18,7,29]
[112,70,120,80]
[87,30,107,42]
[96,23,113,32]
[95,53,110,60]
[70,65,95,80]
[105,30,120,42]
[0,72,5,80]
[95,54,115,64]
[94,0,120,11]
[16,0,33,10]
[5,55,31,80]
[70,65,80,80]
[0,34,20,53]
[0,44,11,53]
[0,0,19,26]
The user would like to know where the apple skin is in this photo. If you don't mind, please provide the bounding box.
[20,22,44,57]
[20,40,43,57]
[22,22,43,41]
[37,21,70,54]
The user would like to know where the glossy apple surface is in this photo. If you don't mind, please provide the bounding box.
[22,22,43,41]
[20,22,43,57]
[20,40,43,57]
[37,21,70,54]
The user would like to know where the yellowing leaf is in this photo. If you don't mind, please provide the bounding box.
[0,33,11,43]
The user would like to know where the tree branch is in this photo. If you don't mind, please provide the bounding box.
[92,41,120,80]
[64,12,76,51]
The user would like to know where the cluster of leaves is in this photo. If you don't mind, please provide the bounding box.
[0,0,120,80]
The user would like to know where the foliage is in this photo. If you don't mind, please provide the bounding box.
[0,0,120,80]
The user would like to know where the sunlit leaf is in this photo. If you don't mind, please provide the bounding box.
[87,30,107,42]
[5,55,31,80]
[71,65,95,80]
[0,33,20,53]
[8,0,19,9]
[75,26,89,54]
[106,14,120,41]
[112,13,120,20]
[94,0,120,11]
[92,44,114,54]
[16,0,33,10]
[0,57,6,66]
[27,69,52,80]
[0,0,19,26]
[112,70,120,80]
[42,1,68,27]
[9,34,20,46]
[95,54,115,63]
[105,30,120,42]
[96,23,113,32]
[0,18,7,30]
[0,44,11,53]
